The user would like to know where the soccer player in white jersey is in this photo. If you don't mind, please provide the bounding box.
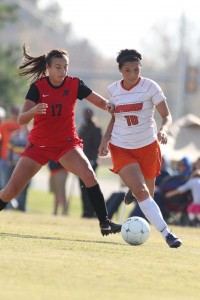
[99,49,182,248]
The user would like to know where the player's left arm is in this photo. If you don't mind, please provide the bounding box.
[156,100,172,145]
[98,116,115,156]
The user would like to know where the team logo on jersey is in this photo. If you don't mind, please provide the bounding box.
[115,102,143,113]
[63,90,69,96]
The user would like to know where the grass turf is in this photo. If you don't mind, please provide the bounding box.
[0,210,199,300]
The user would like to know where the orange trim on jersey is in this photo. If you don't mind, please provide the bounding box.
[109,140,161,178]
[120,77,141,91]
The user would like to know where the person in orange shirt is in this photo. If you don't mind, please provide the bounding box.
[0,105,20,188]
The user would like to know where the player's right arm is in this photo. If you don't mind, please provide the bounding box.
[18,100,48,125]
[98,116,115,156]
[18,83,48,125]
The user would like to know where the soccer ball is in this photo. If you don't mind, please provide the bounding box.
[121,216,150,246]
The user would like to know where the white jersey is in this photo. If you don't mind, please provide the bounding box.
[108,77,167,149]
[177,178,200,205]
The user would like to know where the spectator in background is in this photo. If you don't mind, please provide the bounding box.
[158,156,192,198]
[7,124,30,211]
[78,108,102,218]
[175,156,192,177]
[154,155,193,225]
[153,156,174,217]
[191,157,200,174]
[48,160,69,216]
[165,169,200,227]
[0,105,20,189]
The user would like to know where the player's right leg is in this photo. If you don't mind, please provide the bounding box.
[59,147,121,235]
[0,157,42,210]
[119,163,182,248]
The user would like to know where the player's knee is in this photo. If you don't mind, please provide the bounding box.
[133,187,149,201]
[82,168,97,186]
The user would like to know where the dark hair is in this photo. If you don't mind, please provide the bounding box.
[18,44,69,82]
[116,49,142,69]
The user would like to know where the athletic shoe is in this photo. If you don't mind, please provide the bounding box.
[166,232,182,248]
[124,189,136,205]
[100,219,122,236]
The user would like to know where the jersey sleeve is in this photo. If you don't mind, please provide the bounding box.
[150,81,167,106]
[77,80,92,100]
[25,84,40,104]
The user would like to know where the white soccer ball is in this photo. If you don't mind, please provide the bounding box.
[121,216,150,246]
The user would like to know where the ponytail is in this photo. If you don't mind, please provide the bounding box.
[19,44,69,83]
[19,44,46,82]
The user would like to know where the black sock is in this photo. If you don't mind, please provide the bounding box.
[86,184,108,224]
[0,199,8,211]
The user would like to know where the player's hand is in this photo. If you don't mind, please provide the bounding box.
[106,103,115,115]
[98,139,109,156]
[157,129,168,145]
[34,103,48,115]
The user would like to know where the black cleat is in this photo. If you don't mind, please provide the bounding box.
[166,232,182,248]
[124,189,136,205]
[100,219,122,236]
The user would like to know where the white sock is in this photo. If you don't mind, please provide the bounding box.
[138,197,170,239]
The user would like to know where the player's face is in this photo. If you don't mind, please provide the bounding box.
[47,56,69,86]
[120,61,141,84]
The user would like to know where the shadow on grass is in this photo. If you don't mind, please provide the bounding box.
[0,232,123,246]
[0,232,63,240]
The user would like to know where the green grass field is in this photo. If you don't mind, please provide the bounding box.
[0,187,200,300]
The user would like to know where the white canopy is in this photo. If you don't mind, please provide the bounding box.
[161,114,200,162]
